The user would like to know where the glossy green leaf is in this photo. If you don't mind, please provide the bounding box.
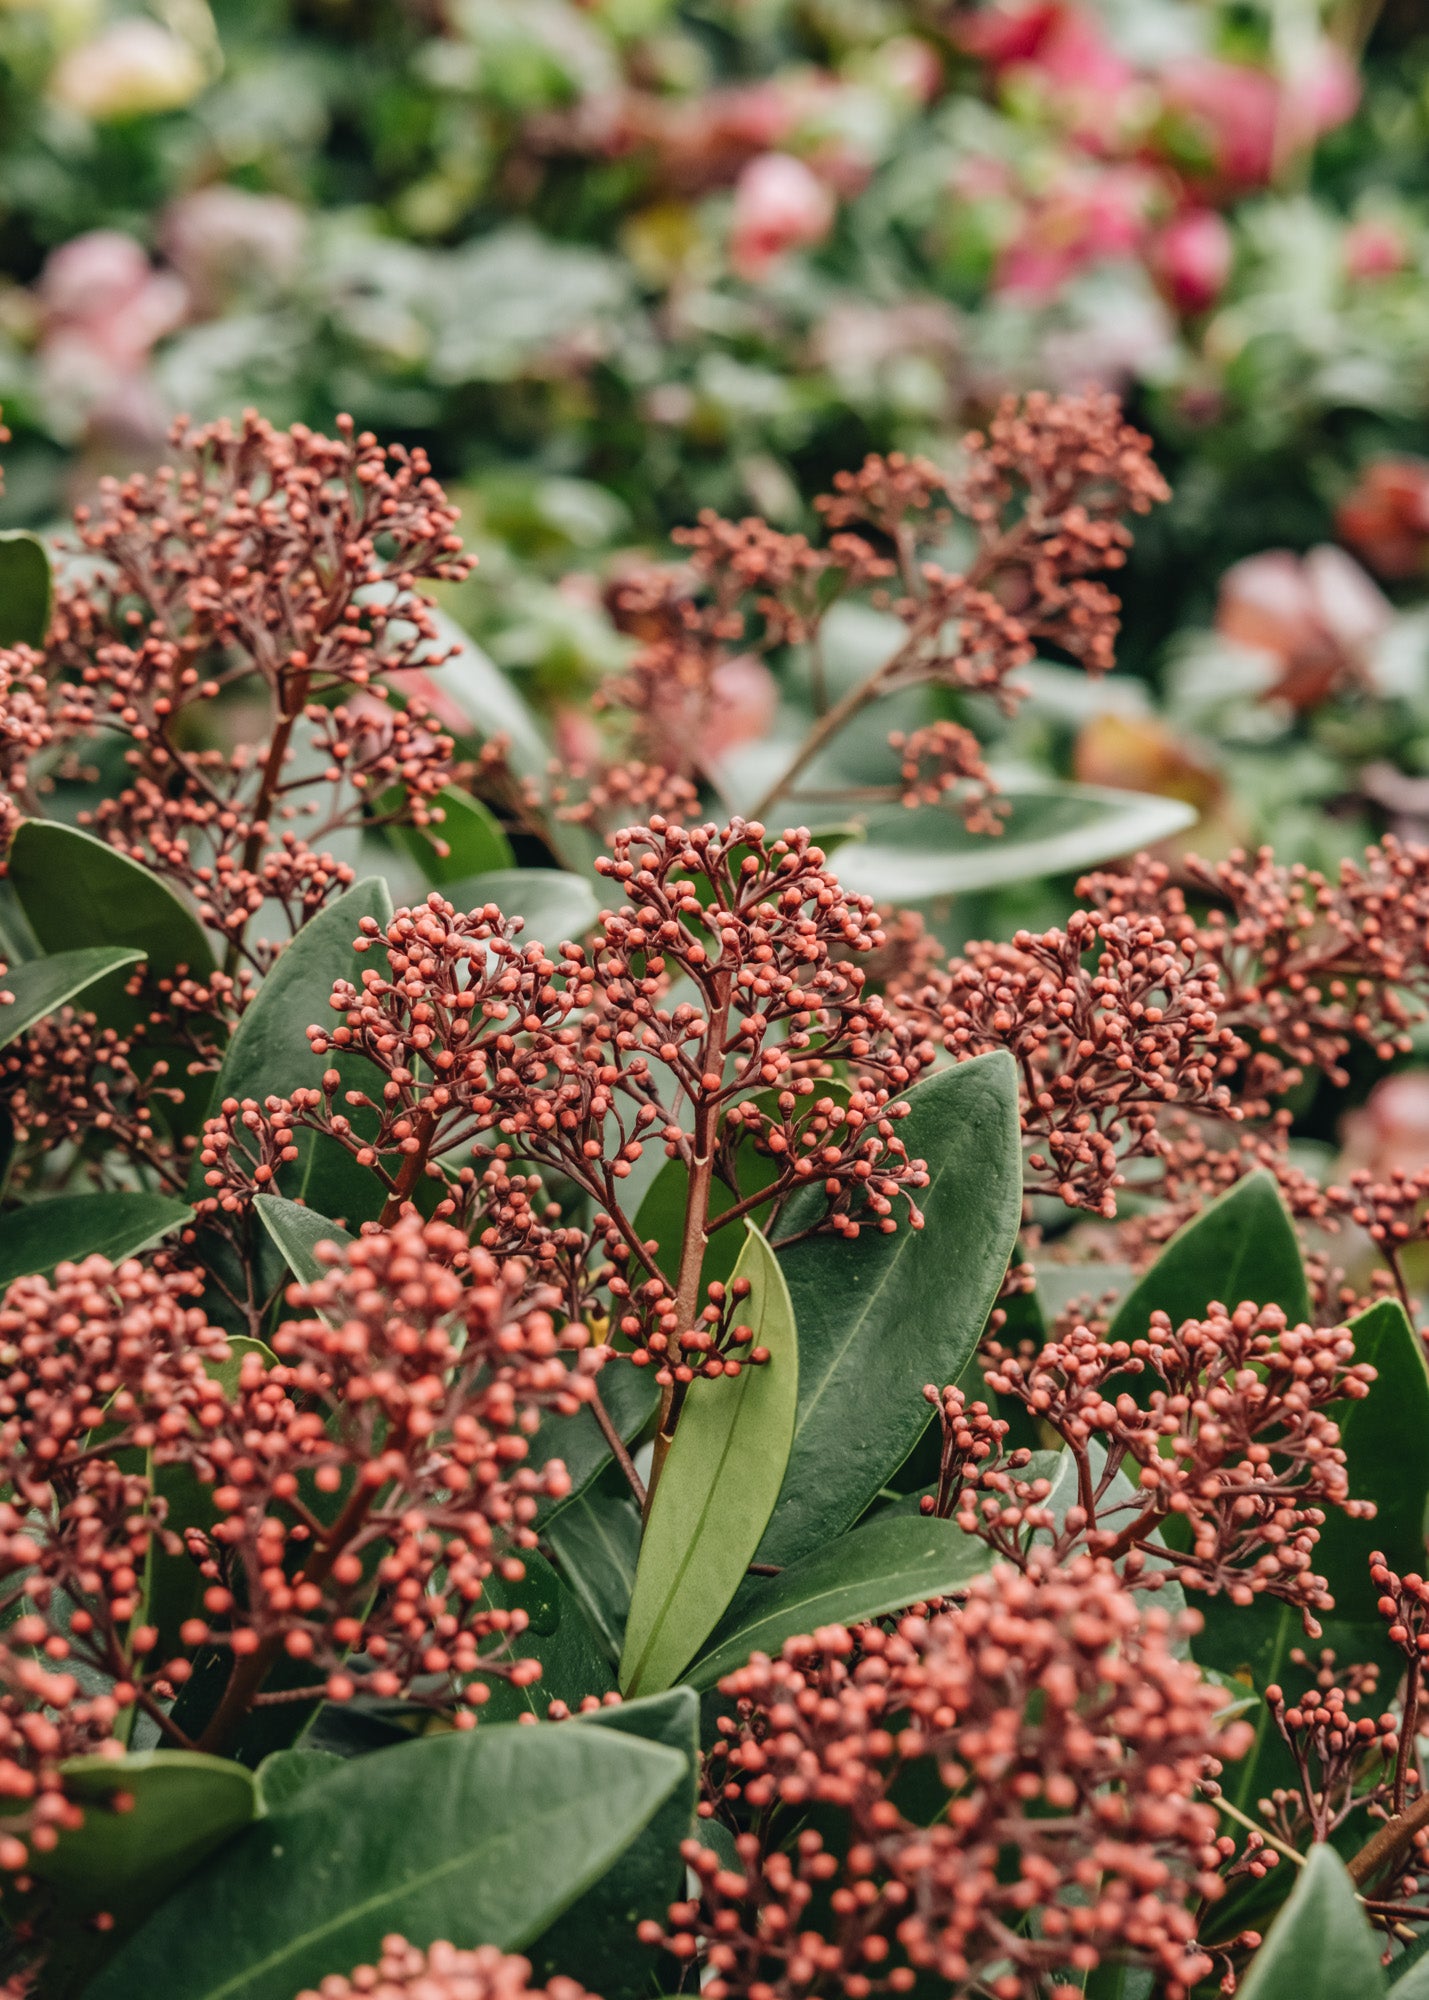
[830,782,1197,901]
[533,1690,699,2000]
[427,607,549,776]
[1109,1171,1310,1343]
[438,866,599,950]
[1200,1297,1429,1813]
[533,1364,659,1525]
[0,945,144,1049]
[477,1545,616,1719]
[28,1750,256,1922]
[254,1192,357,1286]
[0,530,51,647]
[1235,1845,1385,1999]
[82,1720,687,2000]
[544,1476,642,1662]
[687,1512,992,1691]
[0,1191,190,1288]
[386,785,514,884]
[188,877,393,1221]
[621,1223,798,1697]
[254,1749,344,1815]
[9,819,214,985]
[755,1051,1022,1569]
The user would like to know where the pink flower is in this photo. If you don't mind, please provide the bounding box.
[729,152,836,280]
[1215,545,1392,709]
[1344,217,1408,282]
[704,652,778,761]
[1149,207,1234,314]
[38,231,186,372]
[1341,1070,1429,1179]
[993,167,1150,299]
[1158,45,1359,192]
[957,2,1135,133]
[160,185,305,314]
[1337,457,1429,580]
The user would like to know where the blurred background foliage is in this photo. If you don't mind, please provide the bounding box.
[1,0,1429,888]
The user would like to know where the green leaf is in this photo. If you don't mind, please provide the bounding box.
[1235,1845,1385,1999]
[1197,1298,1429,1815]
[830,781,1197,901]
[533,1691,699,2000]
[0,946,144,1050]
[254,1192,357,1287]
[385,786,514,884]
[621,1223,798,1697]
[0,1192,190,1288]
[755,1052,1022,1569]
[0,530,52,647]
[8,820,214,986]
[427,607,549,777]
[188,878,394,1221]
[438,866,599,950]
[82,1719,688,2000]
[544,1475,642,1663]
[534,1363,659,1526]
[1109,1171,1310,1343]
[477,1546,616,1719]
[27,1750,256,1923]
[686,1512,992,1691]
[254,1750,343,1815]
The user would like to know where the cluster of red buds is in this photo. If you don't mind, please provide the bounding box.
[646,1558,1248,1999]
[197,820,931,1386]
[297,1939,599,2000]
[894,836,1429,1215]
[0,411,471,975]
[0,1222,595,1841]
[572,391,1166,832]
[957,1302,1377,1625]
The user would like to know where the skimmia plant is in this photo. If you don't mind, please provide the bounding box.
[1,401,1429,2000]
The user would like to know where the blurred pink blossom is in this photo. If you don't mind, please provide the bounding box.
[1343,217,1408,281]
[704,653,778,761]
[992,167,1150,298]
[1215,545,1392,709]
[730,153,836,280]
[35,231,186,448]
[1149,207,1233,314]
[161,185,306,314]
[1341,1071,1429,1178]
[1158,47,1359,192]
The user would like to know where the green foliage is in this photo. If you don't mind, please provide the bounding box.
[82,1723,688,2000]
[755,1052,1021,1569]
[0,946,145,1049]
[621,1224,797,1696]
[0,533,51,649]
[0,1192,190,1287]
[1109,1170,1312,1342]
[1235,1845,1386,1999]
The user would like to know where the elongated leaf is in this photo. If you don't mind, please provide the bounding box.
[0,1191,190,1288]
[9,820,214,983]
[428,607,549,776]
[621,1224,797,1697]
[1200,1296,1429,1814]
[0,530,51,646]
[1235,1845,1385,1999]
[188,878,393,1222]
[831,782,1196,901]
[0,946,144,1049]
[254,1192,357,1287]
[756,1052,1021,1569]
[254,1749,343,1815]
[533,1690,699,2000]
[1109,1171,1310,1343]
[30,1750,256,1920]
[386,786,514,884]
[83,1720,687,2000]
[478,1546,615,1720]
[687,1513,992,1691]
[545,1476,642,1662]
[439,866,599,949]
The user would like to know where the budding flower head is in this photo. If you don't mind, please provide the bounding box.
[295,1937,600,2000]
